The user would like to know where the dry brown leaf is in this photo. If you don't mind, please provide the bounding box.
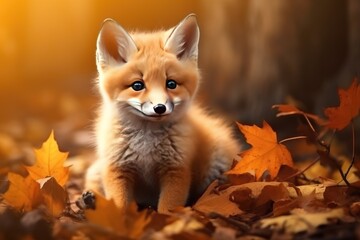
[227,121,293,180]
[323,185,349,207]
[272,199,298,217]
[144,212,176,233]
[194,181,331,220]
[194,181,295,217]
[233,183,292,216]
[149,207,209,240]
[229,187,254,212]
[193,181,244,217]
[212,225,237,240]
[160,215,204,235]
[272,189,325,217]
[259,208,345,234]
[3,172,43,211]
[324,78,360,130]
[256,183,290,207]
[350,202,360,217]
[26,131,69,187]
[85,192,150,239]
[227,172,256,186]
[295,184,327,199]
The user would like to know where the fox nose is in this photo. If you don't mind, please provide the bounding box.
[153,104,166,114]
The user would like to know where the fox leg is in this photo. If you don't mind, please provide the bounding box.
[158,167,191,214]
[102,164,135,210]
[85,160,104,195]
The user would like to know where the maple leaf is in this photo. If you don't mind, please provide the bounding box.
[3,172,43,211]
[324,78,360,130]
[26,131,69,187]
[227,121,293,180]
[85,192,150,238]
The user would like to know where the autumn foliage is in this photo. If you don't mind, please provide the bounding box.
[0,78,359,239]
[227,121,293,180]
[3,131,68,217]
[324,78,360,130]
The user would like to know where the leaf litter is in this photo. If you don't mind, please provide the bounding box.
[0,78,359,239]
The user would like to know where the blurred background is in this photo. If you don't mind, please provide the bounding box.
[0,0,359,162]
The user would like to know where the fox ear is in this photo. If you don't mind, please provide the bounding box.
[96,18,137,73]
[165,14,200,61]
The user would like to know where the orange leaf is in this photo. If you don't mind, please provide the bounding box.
[273,104,325,125]
[227,121,293,180]
[37,177,67,217]
[193,181,244,216]
[85,192,150,238]
[324,78,360,130]
[26,131,69,187]
[3,172,43,211]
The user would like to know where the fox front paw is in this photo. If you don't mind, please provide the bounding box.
[76,191,96,210]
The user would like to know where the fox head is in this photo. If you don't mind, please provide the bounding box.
[96,14,200,123]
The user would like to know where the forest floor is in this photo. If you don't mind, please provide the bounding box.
[0,79,359,239]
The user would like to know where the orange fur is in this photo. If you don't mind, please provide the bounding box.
[85,14,240,214]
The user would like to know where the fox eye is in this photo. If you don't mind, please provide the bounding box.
[166,79,177,89]
[131,81,145,91]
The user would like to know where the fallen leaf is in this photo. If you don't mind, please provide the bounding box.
[238,183,291,216]
[272,190,324,217]
[259,208,345,234]
[293,184,321,197]
[350,202,360,217]
[212,225,237,240]
[323,185,352,208]
[194,181,295,217]
[37,177,67,217]
[194,181,330,220]
[193,181,243,217]
[324,78,360,130]
[161,215,204,235]
[227,172,256,186]
[85,192,150,239]
[150,207,209,240]
[256,183,290,206]
[145,212,175,232]
[229,188,254,212]
[272,199,298,217]
[3,172,43,211]
[26,131,69,186]
[227,121,293,180]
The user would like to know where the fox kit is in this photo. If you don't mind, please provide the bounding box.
[85,14,240,214]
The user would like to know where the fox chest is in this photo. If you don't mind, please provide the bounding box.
[118,129,182,181]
